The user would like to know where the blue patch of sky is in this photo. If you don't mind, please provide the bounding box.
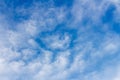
[112,22,120,34]
[53,0,74,7]
[102,3,116,23]
[101,3,120,34]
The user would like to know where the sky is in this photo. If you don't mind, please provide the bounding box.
[0,0,120,80]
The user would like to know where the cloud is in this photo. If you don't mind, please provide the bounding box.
[0,0,120,80]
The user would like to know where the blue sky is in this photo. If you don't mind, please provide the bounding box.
[0,0,120,80]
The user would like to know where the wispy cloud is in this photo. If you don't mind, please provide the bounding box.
[0,0,120,80]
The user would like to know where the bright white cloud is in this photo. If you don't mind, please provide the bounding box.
[0,0,120,80]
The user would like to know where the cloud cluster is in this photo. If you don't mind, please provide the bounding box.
[0,0,120,80]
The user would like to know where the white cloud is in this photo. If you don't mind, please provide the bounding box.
[0,0,120,80]
[41,33,70,50]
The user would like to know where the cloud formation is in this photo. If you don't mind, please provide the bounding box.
[0,0,120,80]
